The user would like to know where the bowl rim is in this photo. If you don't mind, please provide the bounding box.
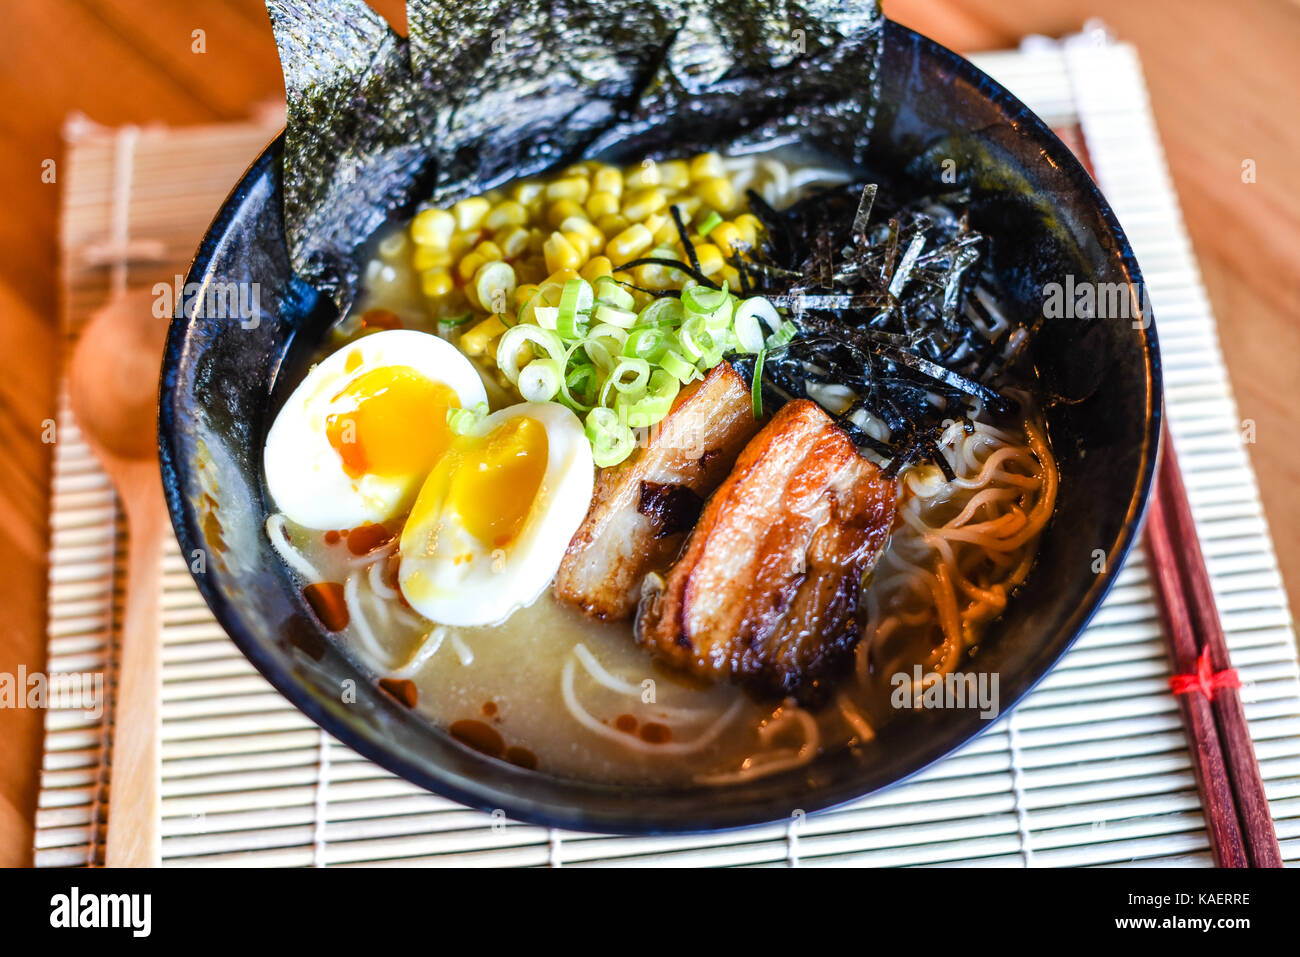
[159,21,1163,835]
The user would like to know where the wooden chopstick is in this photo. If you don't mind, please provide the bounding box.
[1143,424,1281,867]
[1153,427,1283,867]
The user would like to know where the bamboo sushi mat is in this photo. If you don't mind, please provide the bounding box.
[34,33,1300,867]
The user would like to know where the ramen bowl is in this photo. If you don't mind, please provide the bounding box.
[160,21,1161,833]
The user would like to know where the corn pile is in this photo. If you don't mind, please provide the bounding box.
[406,153,765,364]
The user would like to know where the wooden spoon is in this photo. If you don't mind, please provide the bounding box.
[68,287,169,867]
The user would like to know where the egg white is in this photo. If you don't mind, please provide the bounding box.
[398,402,594,627]
[263,329,488,530]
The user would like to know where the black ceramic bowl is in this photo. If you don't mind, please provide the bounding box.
[160,21,1161,833]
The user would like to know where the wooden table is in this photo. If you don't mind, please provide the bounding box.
[0,0,1295,867]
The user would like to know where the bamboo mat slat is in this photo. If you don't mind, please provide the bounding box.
[34,39,1300,867]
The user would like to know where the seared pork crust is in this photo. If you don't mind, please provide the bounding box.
[636,399,897,704]
[555,362,761,620]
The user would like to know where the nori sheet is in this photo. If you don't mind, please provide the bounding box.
[265,0,885,314]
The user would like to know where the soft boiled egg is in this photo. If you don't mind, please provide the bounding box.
[264,329,488,529]
[398,402,594,626]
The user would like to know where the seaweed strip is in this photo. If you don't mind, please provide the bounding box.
[266,0,885,314]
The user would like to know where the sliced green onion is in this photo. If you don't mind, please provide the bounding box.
[681,283,728,317]
[447,402,489,435]
[517,279,564,327]
[594,303,637,328]
[636,297,683,327]
[732,305,765,353]
[532,306,560,330]
[561,364,597,412]
[438,312,474,328]
[698,211,723,236]
[766,319,797,348]
[474,261,517,316]
[703,294,734,331]
[585,406,635,467]
[556,311,588,340]
[624,325,667,361]
[734,296,781,334]
[617,368,680,428]
[586,323,630,351]
[558,278,594,324]
[518,358,563,402]
[593,276,634,311]
[496,324,566,384]
[660,347,700,384]
[751,349,766,420]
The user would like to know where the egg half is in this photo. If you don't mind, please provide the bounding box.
[264,329,488,530]
[398,402,594,626]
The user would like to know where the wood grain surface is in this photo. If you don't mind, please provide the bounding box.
[0,0,1295,867]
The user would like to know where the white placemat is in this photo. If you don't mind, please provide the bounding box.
[34,37,1300,867]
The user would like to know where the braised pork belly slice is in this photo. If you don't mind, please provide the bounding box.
[554,362,762,620]
[636,399,897,704]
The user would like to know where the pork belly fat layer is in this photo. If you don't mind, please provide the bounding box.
[636,399,897,703]
[554,362,761,620]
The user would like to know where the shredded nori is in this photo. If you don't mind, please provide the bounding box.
[729,181,1030,476]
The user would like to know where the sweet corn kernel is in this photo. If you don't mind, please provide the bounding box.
[494,224,528,259]
[560,229,592,264]
[734,214,763,247]
[419,269,454,299]
[511,181,544,205]
[544,268,581,287]
[671,196,703,220]
[561,216,604,254]
[709,221,743,257]
[636,261,683,290]
[546,199,586,230]
[459,314,508,357]
[457,251,486,283]
[412,245,453,272]
[514,283,539,310]
[693,243,725,276]
[659,160,690,192]
[485,201,528,231]
[622,188,667,222]
[644,212,676,247]
[689,152,725,182]
[586,190,621,220]
[410,208,455,247]
[625,161,661,191]
[545,176,590,204]
[473,240,504,263]
[592,166,623,198]
[526,228,548,255]
[607,223,654,264]
[596,213,630,238]
[543,231,583,273]
[610,269,636,288]
[452,197,491,232]
[720,265,741,288]
[449,232,476,259]
[579,256,613,282]
[695,177,737,214]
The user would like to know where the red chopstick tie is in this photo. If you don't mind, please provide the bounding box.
[1170,646,1241,700]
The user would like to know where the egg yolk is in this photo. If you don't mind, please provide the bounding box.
[324,366,459,480]
[407,416,549,550]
